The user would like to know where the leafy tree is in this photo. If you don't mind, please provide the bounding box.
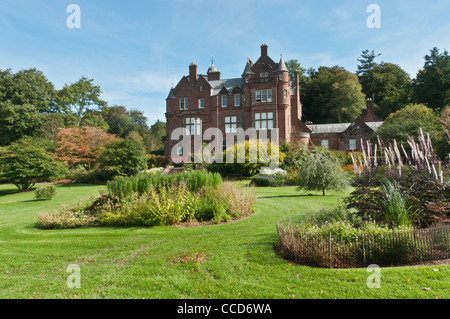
[0,68,58,145]
[57,77,107,126]
[98,138,147,179]
[373,104,443,147]
[297,148,350,196]
[0,101,44,146]
[0,138,59,191]
[308,66,366,123]
[146,120,166,152]
[0,68,57,113]
[414,47,450,111]
[368,63,412,119]
[356,49,381,98]
[54,126,117,169]
[102,105,136,137]
[357,51,413,119]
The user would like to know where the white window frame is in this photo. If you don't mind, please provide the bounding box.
[221,95,227,107]
[198,98,204,109]
[225,116,237,134]
[255,112,274,131]
[185,117,202,136]
[234,94,240,107]
[255,90,261,102]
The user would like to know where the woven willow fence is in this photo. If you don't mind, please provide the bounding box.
[277,221,450,268]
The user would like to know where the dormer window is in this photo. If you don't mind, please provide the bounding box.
[234,94,241,107]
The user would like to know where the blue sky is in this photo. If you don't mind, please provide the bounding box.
[0,0,449,126]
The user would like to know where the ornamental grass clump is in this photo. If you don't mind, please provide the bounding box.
[34,184,57,201]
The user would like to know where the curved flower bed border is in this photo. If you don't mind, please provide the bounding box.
[276,221,450,268]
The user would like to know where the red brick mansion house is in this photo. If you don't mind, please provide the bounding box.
[164,44,381,158]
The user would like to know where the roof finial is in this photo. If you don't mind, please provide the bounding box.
[211,57,214,65]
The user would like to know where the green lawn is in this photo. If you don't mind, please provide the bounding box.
[0,183,448,299]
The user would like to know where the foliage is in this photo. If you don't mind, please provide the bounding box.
[306,66,366,124]
[98,138,147,179]
[38,180,255,228]
[146,120,166,153]
[280,140,309,169]
[380,180,421,227]
[0,138,59,191]
[106,170,222,200]
[98,184,198,227]
[373,104,443,148]
[348,130,449,228]
[36,199,98,229]
[414,47,450,111]
[34,184,57,201]
[56,76,107,127]
[250,174,277,187]
[147,154,172,168]
[296,148,351,196]
[357,51,412,119]
[224,140,285,177]
[0,100,45,147]
[54,126,118,169]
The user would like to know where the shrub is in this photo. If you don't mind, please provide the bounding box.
[34,184,57,200]
[380,180,421,227]
[147,154,172,168]
[224,140,286,177]
[0,138,60,191]
[99,184,199,227]
[220,182,257,219]
[250,175,277,187]
[297,148,351,196]
[37,181,256,229]
[195,188,228,223]
[36,199,98,229]
[106,170,223,200]
[98,138,147,179]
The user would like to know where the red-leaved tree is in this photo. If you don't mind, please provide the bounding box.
[54,126,117,169]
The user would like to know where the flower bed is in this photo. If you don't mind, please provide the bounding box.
[277,219,450,268]
[36,171,256,229]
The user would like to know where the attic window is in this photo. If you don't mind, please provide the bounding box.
[200,86,203,91]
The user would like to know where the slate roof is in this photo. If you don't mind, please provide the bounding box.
[306,121,384,134]
[208,78,242,96]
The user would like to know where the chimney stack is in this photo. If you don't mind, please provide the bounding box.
[261,43,268,57]
[189,62,197,82]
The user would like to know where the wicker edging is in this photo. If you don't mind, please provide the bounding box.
[276,221,450,268]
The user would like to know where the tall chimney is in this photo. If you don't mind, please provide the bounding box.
[261,43,268,57]
[189,62,197,82]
